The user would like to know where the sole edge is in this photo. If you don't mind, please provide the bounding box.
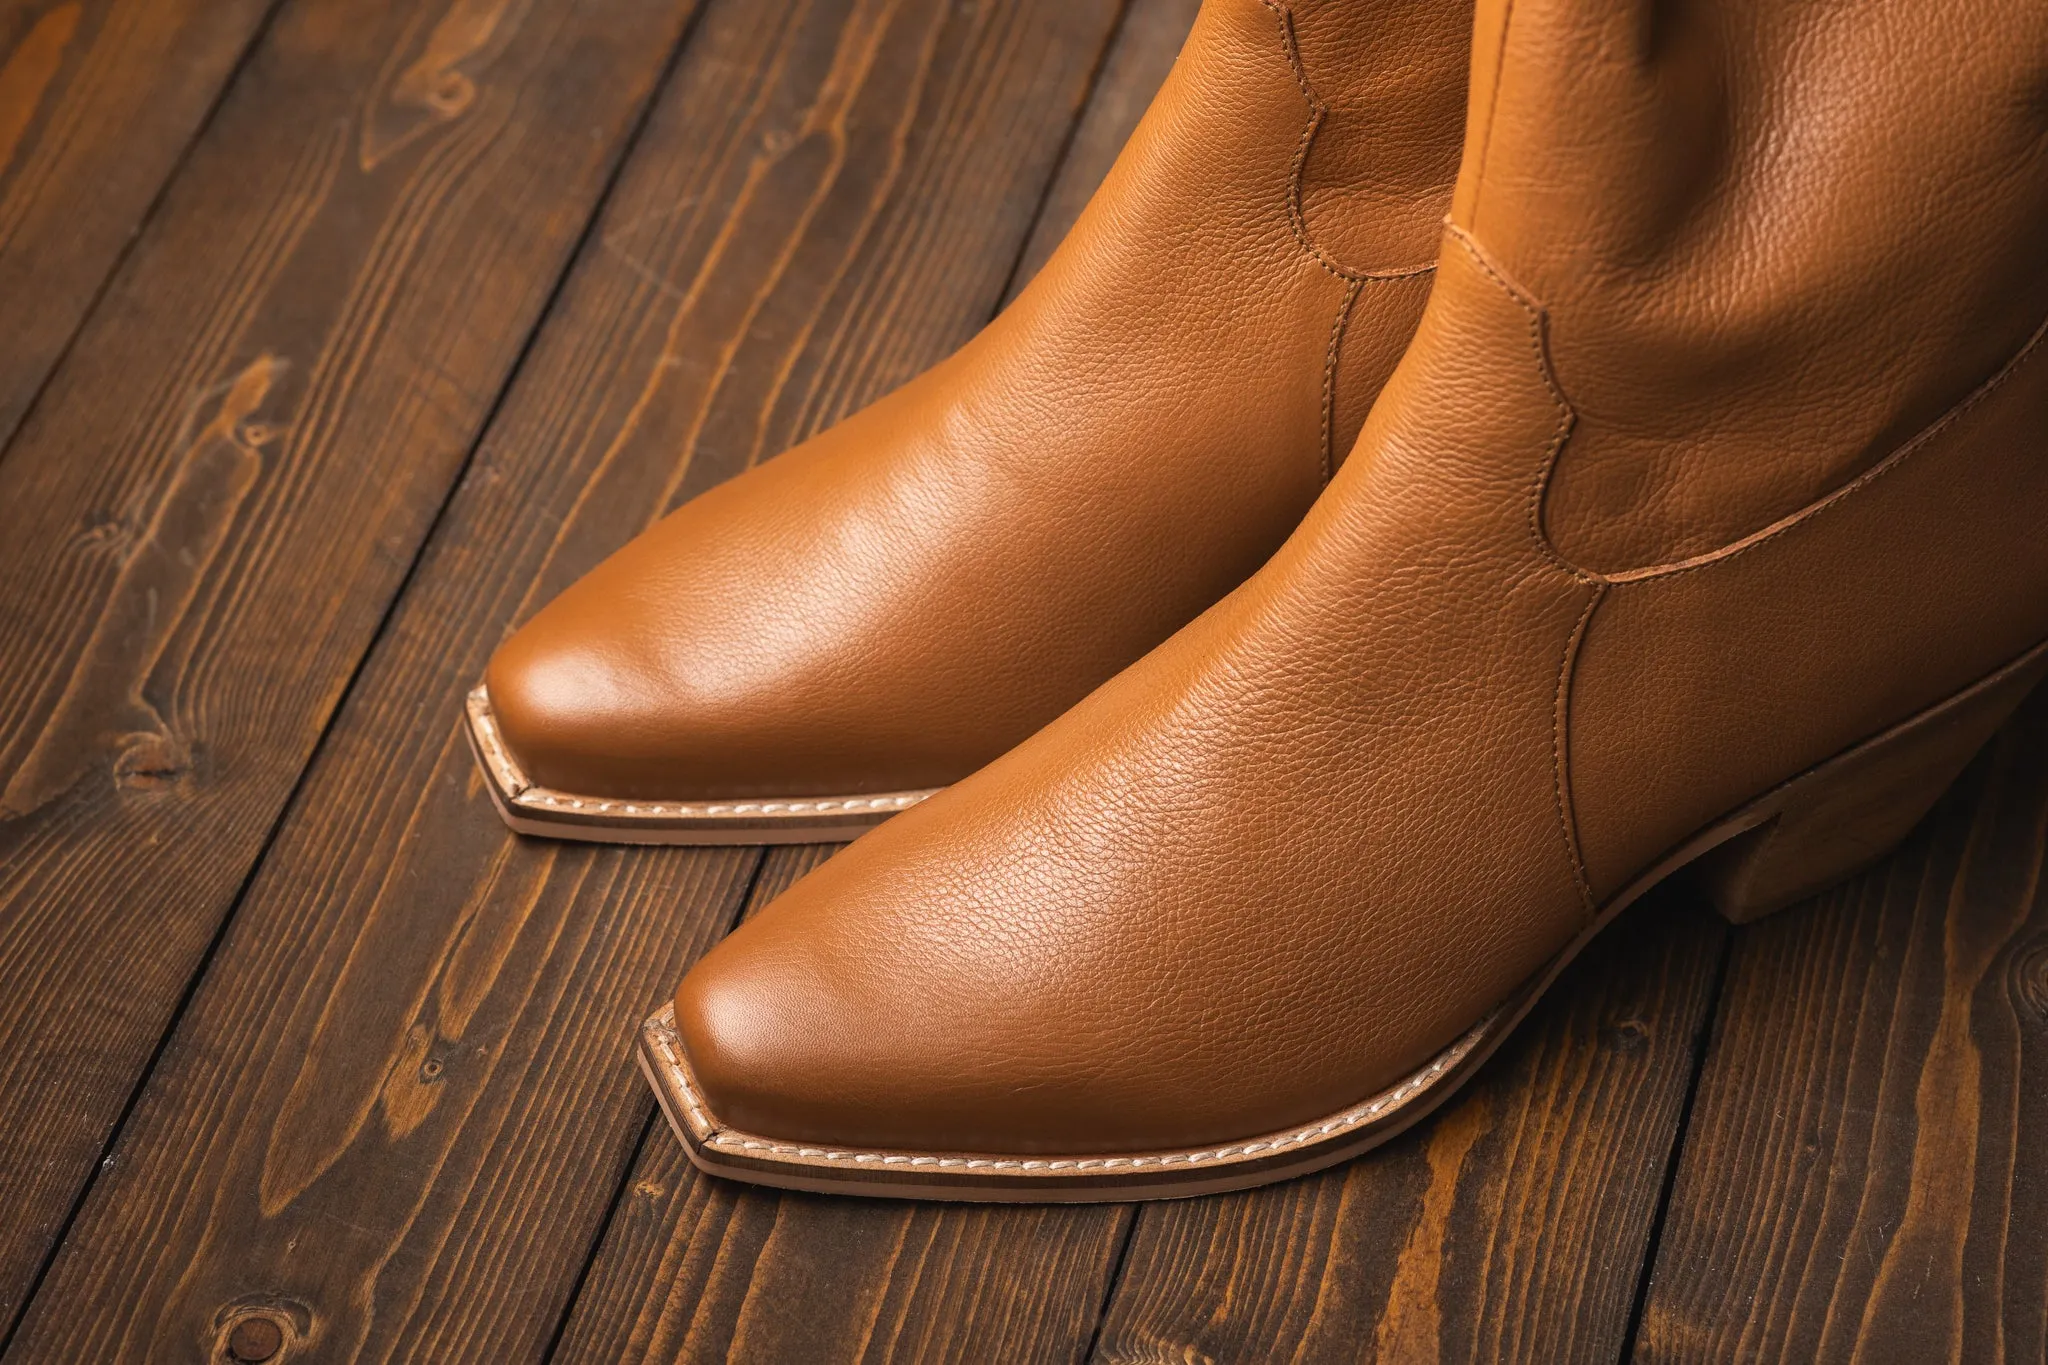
[463,684,938,845]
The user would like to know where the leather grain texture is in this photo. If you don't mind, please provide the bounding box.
[670,0,2048,1167]
[482,0,1469,802]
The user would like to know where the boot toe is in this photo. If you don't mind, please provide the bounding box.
[484,603,679,799]
[673,925,986,1153]
[666,834,1320,1160]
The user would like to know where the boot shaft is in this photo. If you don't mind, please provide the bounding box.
[1047,0,1473,467]
[1448,0,2048,572]
[1333,0,2048,902]
[1280,0,1473,273]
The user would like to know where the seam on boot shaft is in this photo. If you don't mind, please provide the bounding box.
[1259,0,1443,480]
[1443,220,2048,918]
[1437,223,1602,921]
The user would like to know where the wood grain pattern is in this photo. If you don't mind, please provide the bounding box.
[557,841,1132,1365]
[10,0,2040,1356]
[0,0,704,1330]
[5,1,1123,1358]
[0,0,276,457]
[561,1170,1129,1365]
[1005,0,1198,301]
[552,12,1258,1354]
[1092,894,1728,1365]
[741,842,846,920]
[1632,692,2048,1365]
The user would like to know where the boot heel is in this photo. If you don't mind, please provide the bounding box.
[1694,641,2048,925]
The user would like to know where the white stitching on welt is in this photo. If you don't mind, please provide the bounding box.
[469,686,937,820]
[466,688,531,797]
[680,1025,1483,1173]
[522,790,929,819]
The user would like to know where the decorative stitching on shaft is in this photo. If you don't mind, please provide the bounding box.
[1436,226,1578,572]
[1260,0,1437,285]
[1261,0,1435,483]
[1554,584,1605,918]
[1605,306,2048,585]
[1438,223,1602,918]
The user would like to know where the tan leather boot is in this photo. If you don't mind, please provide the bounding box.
[642,0,2048,1197]
[468,0,1471,843]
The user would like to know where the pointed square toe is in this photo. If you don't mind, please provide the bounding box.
[470,597,941,845]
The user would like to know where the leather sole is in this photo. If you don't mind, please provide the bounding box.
[637,637,2048,1201]
[464,685,938,845]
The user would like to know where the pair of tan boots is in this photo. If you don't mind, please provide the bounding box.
[464,0,2048,1200]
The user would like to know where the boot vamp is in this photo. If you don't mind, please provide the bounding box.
[481,0,1464,802]
[671,245,1600,1155]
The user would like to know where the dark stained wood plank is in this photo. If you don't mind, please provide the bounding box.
[556,841,1133,1365]
[1091,894,1728,1365]
[1004,0,1198,302]
[0,0,277,457]
[551,9,1257,1354]
[1631,693,2048,1365]
[561,1176,1129,1365]
[746,842,846,910]
[0,0,707,1329]
[5,1,1125,1358]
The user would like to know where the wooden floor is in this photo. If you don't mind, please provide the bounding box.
[1,0,2043,1360]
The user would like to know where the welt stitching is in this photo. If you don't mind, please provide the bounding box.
[658,1008,1496,1173]
[469,687,934,820]
[517,788,928,819]
[1613,306,2048,586]
[1440,222,1602,913]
